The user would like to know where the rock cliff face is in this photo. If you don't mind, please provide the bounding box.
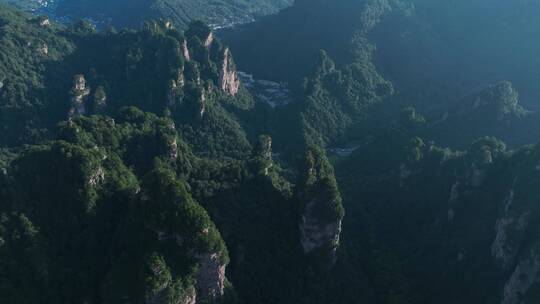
[144,254,198,304]
[487,150,540,303]
[69,74,90,117]
[204,32,214,49]
[38,16,50,27]
[502,249,540,304]
[219,48,240,96]
[169,138,178,161]
[297,147,344,264]
[491,183,521,270]
[153,230,226,303]
[195,253,226,301]
[300,200,342,258]
[36,43,48,55]
[254,135,273,176]
[198,90,206,117]
[182,40,191,61]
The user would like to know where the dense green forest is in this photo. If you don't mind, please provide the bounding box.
[0,5,346,303]
[225,0,540,303]
[2,0,540,303]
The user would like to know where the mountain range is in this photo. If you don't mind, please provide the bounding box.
[2,0,540,303]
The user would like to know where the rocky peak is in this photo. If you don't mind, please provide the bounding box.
[297,147,345,264]
[219,48,240,96]
[39,16,50,27]
[73,74,88,91]
[69,74,91,118]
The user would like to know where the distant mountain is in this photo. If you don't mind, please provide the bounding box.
[423,81,540,148]
[1,0,293,29]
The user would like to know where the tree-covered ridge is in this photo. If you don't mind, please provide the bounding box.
[0,107,348,303]
[0,110,231,303]
[219,1,540,301]
[0,5,75,145]
[0,6,256,159]
[226,0,540,151]
[0,6,349,303]
[223,0,397,150]
[334,122,540,302]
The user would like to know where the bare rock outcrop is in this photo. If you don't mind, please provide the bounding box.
[167,68,186,107]
[491,179,530,270]
[69,74,91,118]
[169,138,178,161]
[254,135,273,176]
[182,40,191,61]
[88,167,105,187]
[219,48,240,96]
[502,250,540,304]
[297,147,344,264]
[300,200,342,256]
[36,43,48,55]
[195,253,226,301]
[204,32,214,49]
[38,16,50,27]
[198,90,206,118]
[144,253,197,304]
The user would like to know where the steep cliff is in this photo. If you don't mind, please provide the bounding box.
[219,48,240,96]
[69,74,90,117]
[297,147,344,264]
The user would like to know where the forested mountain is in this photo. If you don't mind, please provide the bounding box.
[2,0,292,29]
[224,0,540,148]
[0,5,345,303]
[223,0,540,303]
[3,0,540,303]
